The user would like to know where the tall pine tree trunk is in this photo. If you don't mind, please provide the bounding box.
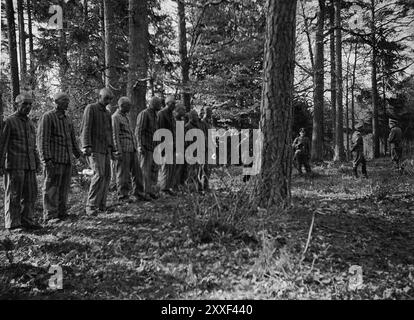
[0,93,4,131]
[127,0,149,130]
[104,0,120,100]
[177,0,191,111]
[27,0,35,85]
[255,0,297,208]
[5,0,20,104]
[17,0,27,80]
[330,0,336,143]
[351,43,358,131]
[311,0,325,162]
[100,0,106,84]
[371,0,380,158]
[334,0,345,162]
[345,48,351,160]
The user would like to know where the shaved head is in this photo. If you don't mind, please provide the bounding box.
[149,96,163,111]
[54,92,69,102]
[15,92,33,104]
[174,102,186,120]
[189,109,199,121]
[175,102,185,113]
[118,96,131,107]
[99,88,114,106]
[165,95,176,105]
[99,88,114,99]
[15,92,33,116]
[118,96,131,114]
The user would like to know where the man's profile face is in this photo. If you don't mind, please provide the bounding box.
[166,99,176,111]
[205,108,212,120]
[120,102,131,114]
[100,92,114,106]
[18,98,33,116]
[56,97,70,112]
[174,107,185,120]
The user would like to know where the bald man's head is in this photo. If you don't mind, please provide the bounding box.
[15,92,34,116]
[174,102,186,120]
[118,96,131,114]
[149,96,163,112]
[54,92,70,111]
[98,88,114,106]
[189,109,199,122]
[165,95,176,111]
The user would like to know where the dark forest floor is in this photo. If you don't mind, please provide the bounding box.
[1,159,414,300]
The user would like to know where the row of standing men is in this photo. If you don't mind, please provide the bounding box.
[0,88,213,232]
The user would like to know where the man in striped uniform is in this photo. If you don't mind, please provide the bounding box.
[135,96,162,199]
[157,95,176,196]
[0,92,42,231]
[112,97,148,202]
[81,88,119,216]
[37,92,83,223]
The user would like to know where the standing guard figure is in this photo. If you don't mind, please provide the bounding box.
[292,128,312,175]
[388,119,403,172]
[351,123,368,178]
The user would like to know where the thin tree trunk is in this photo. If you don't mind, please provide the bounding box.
[346,47,351,161]
[17,0,27,80]
[255,0,297,208]
[0,93,4,131]
[104,0,120,100]
[5,0,20,104]
[351,43,358,131]
[27,0,35,83]
[371,0,380,158]
[127,0,149,130]
[334,0,345,162]
[100,0,106,84]
[311,0,325,162]
[177,0,191,111]
[330,0,336,142]
[382,63,388,156]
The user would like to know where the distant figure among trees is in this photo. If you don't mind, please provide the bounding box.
[388,119,403,172]
[351,123,368,179]
[292,128,312,175]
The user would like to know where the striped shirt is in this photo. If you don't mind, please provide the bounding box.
[112,109,136,153]
[0,112,40,170]
[135,107,158,152]
[37,109,82,164]
[81,102,114,154]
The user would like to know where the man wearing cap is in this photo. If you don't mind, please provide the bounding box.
[157,95,176,196]
[112,97,148,202]
[37,92,83,223]
[135,96,162,199]
[0,92,42,231]
[81,88,119,216]
[388,119,403,171]
[351,123,368,178]
[292,128,311,175]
